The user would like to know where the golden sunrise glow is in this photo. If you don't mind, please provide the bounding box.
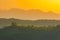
[0,0,60,13]
[0,0,60,20]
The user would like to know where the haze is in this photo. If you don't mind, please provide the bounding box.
[0,0,60,20]
[0,8,60,20]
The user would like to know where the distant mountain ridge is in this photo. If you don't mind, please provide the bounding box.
[0,8,60,20]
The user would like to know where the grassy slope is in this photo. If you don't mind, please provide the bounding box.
[0,25,60,40]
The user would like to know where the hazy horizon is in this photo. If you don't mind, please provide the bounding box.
[1,0,60,40]
[0,8,60,20]
[1,0,60,20]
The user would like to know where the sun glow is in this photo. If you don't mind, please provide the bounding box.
[48,0,60,3]
[0,0,60,19]
[0,0,60,13]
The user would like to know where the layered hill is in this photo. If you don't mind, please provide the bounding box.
[0,18,60,28]
[0,8,60,20]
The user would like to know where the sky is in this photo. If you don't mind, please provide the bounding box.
[0,0,60,20]
[0,0,60,12]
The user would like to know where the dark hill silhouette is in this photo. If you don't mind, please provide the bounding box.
[0,18,60,28]
[0,22,60,40]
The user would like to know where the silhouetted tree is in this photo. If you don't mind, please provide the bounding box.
[11,21,17,27]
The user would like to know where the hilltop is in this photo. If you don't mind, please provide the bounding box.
[0,18,60,28]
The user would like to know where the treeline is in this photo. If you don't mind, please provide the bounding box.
[2,22,60,31]
[17,24,60,31]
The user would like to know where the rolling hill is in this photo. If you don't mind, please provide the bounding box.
[0,18,60,28]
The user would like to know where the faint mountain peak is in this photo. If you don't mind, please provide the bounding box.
[8,8,25,12]
[46,11,56,14]
[27,9,43,13]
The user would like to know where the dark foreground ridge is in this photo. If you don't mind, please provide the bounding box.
[0,22,60,40]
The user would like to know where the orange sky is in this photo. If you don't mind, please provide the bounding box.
[0,0,60,13]
[0,0,60,20]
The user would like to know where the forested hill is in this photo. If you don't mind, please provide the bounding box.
[0,18,60,28]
